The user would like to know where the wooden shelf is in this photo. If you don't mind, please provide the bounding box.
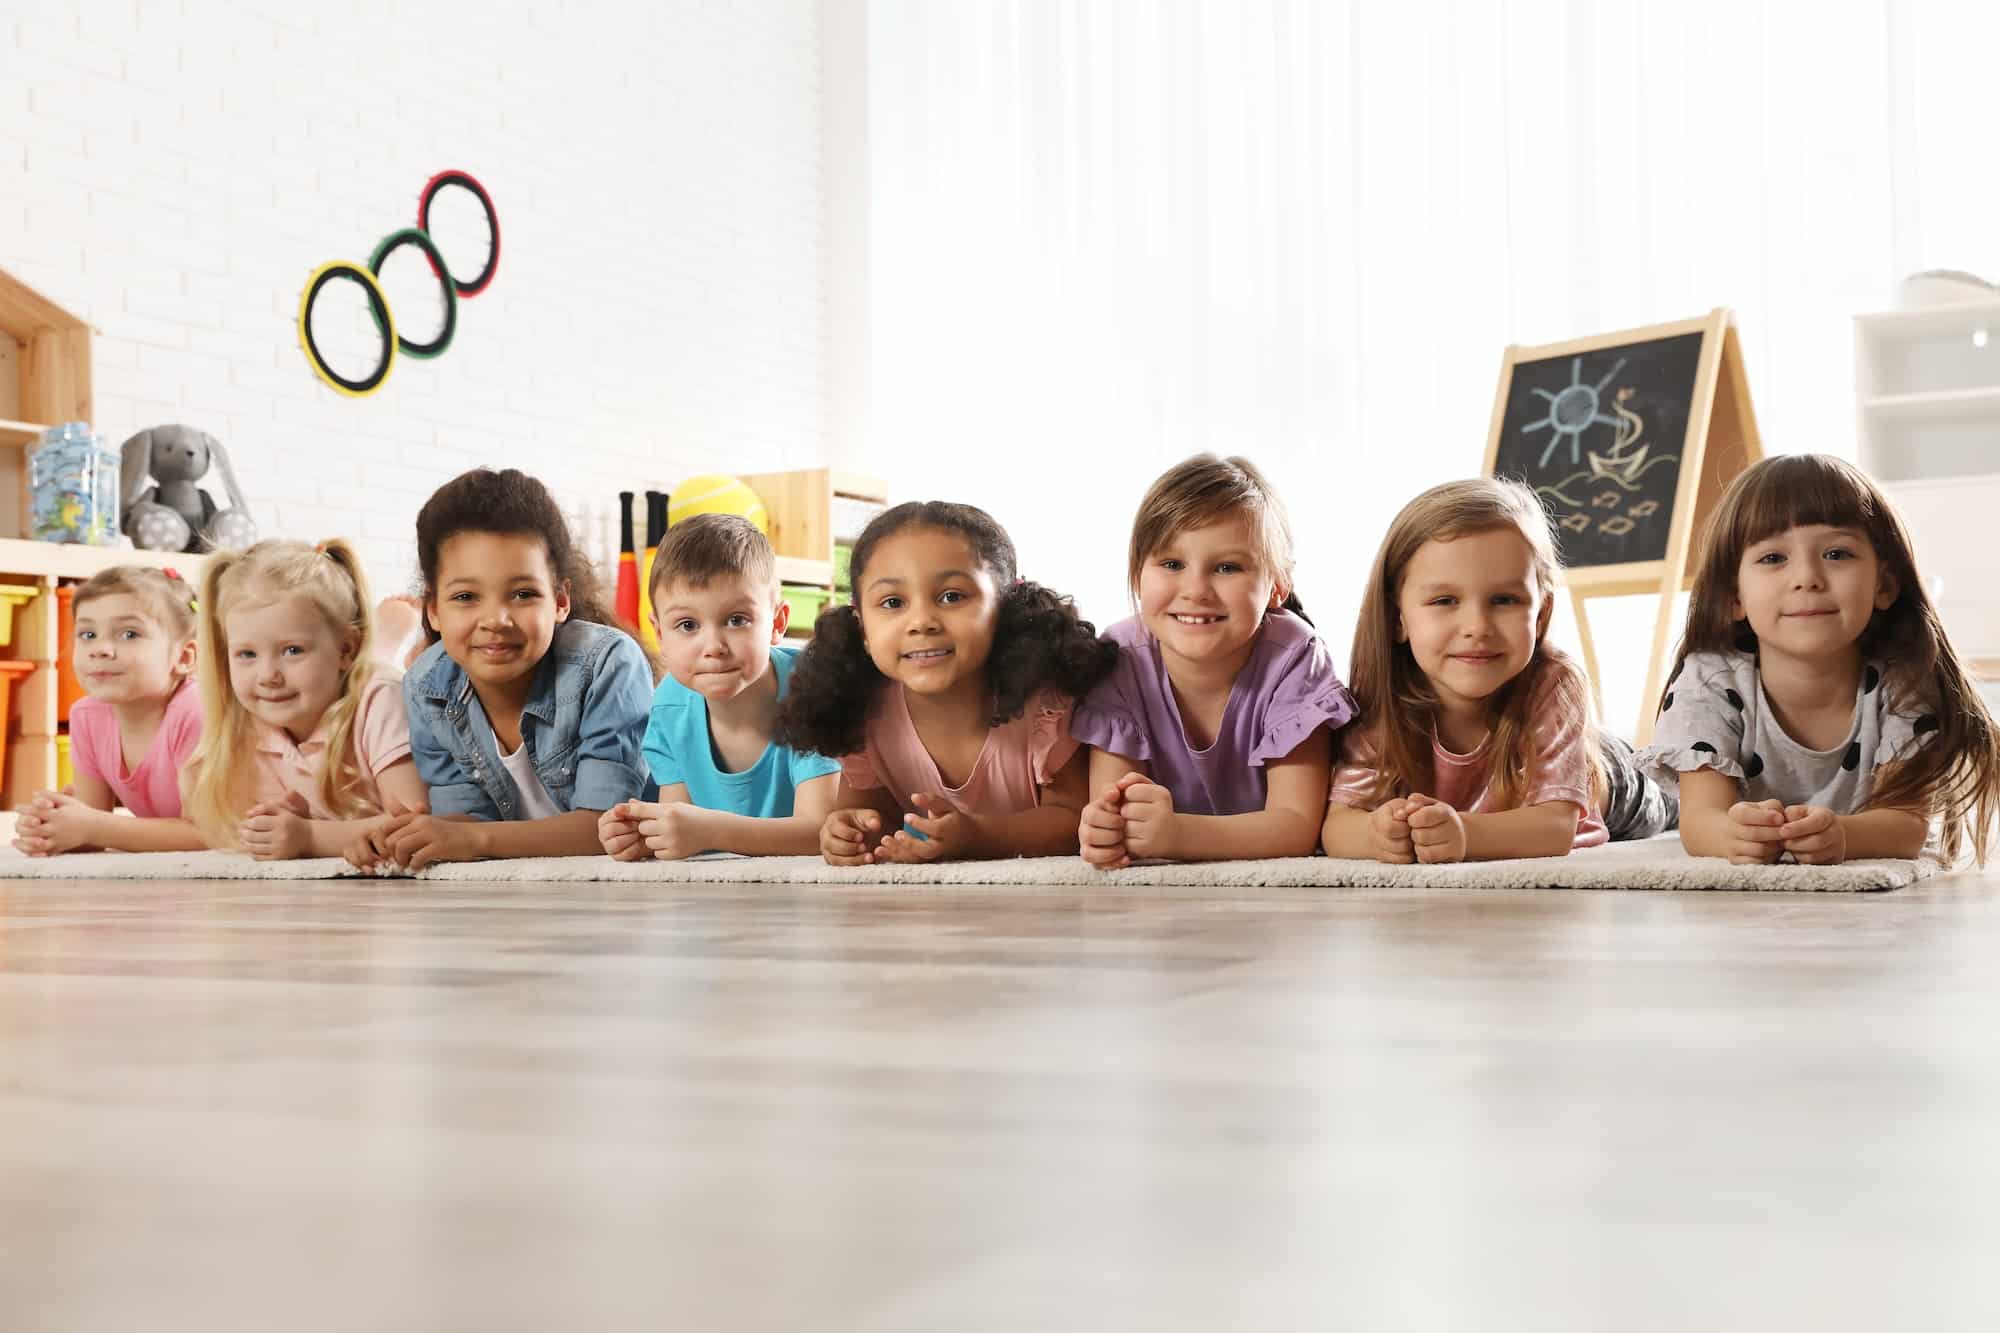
[2,265,100,806]
[1859,386,2000,423]
[829,471,890,504]
[744,468,888,593]
[0,538,205,582]
[774,555,833,588]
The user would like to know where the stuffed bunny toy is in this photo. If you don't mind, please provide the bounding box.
[119,425,259,553]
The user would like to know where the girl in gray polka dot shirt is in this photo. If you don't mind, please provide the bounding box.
[1637,455,2000,866]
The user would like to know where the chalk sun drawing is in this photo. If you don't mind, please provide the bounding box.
[1522,356,1627,468]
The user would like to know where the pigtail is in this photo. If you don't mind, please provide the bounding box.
[183,549,256,847]
[774,603,887,758]
[311,538,381,821]
[986,580,1120,724]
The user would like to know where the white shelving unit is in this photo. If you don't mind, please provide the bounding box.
[1854,299,2000,679]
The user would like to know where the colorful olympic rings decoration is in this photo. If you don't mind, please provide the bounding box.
[297,170,500,398]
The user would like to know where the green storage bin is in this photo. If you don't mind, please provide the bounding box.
[832,541,854,593]
[782,583,834,632]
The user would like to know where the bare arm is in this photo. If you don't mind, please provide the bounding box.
[1087,747,1150,801]
[1458,801,1580,861]
[91,814,210,853]
[1149,728,1332,861]
[820,777,908,864]
[957,747,1091,859]
[463,809,608,858]
[1078,748,1151,868]
[1675,767,1745,858]
[1320,801,1378,859]
[1835,807,1931,860]
[297,759,431,857]
[642,773,839,857]
[1673,767,1791,864]
[17,774,209,854]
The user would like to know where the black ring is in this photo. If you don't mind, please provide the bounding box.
[369,228,458,359]
[417,170,501,297]
[300,263,394,395]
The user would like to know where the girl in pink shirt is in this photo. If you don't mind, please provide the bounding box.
[777,501,1119,865]
[182,539,427,863]
[1322,478,1675,863]
[11,566,208,855]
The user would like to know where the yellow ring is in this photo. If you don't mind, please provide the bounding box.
[297,260,398,398]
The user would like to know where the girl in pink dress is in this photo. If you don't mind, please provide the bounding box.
[777,501,1118,865]
[12,567,207,855]
[181,539,427,862]
[1323,478,1674,864]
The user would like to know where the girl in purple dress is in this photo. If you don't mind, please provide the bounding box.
[1074,454,1358,867]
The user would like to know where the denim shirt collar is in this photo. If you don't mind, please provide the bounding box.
[411,636,563,731]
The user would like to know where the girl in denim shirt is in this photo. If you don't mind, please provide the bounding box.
[358,468,653,870]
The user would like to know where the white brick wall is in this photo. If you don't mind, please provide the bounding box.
[0,0,824,599]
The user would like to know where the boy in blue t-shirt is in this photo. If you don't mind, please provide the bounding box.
[598,514,840,859]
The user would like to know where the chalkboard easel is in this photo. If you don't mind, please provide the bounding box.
[1483,308,1763,742]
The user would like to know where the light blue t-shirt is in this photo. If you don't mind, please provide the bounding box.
[641,645,840,817]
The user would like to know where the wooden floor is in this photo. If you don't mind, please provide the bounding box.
[3,867,1998,1331]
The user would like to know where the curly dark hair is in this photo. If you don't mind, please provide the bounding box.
[413,468,616,642]
[777,500,1120,758]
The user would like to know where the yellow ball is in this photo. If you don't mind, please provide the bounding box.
[667,475,769,533]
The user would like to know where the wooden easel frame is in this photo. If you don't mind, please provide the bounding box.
[1483,307,1763,743]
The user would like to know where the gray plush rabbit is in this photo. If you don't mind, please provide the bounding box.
[118,425,259,553]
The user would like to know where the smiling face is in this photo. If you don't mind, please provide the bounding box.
[1135,513,1282,670]
[1396,527,1546,718]
[73,593,195,706]
[1733,522,1897,666]
[856,526,1000,701]
[653,574,789,703]
[426,531,572,698]
[224,599,356,741]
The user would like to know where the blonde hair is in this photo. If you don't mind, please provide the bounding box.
[72,565,199,643]
[1667,453,2000,864]
[1348,477,1601,809]
[1127,454,1301,611]
[183,539,378,848]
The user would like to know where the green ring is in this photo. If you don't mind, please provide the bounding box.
[367,228,458,360]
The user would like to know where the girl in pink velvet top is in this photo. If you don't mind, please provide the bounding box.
[776,501,1118,865]
[11,566,208,856]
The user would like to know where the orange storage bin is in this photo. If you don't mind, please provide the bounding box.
[0,658,39,793]
[56,585,84,722]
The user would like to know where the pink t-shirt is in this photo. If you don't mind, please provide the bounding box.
[839,685,1078,817]
[249,674,414,818]
[68,678,204,819]
[1328,666,1606,849]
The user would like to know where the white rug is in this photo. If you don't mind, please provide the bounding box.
[0,836,1935,892]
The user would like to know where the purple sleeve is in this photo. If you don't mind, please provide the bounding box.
[1249,631,1359,766]
[1068,645,1152,762]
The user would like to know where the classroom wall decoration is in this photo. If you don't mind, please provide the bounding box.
[1484,308,1763,742]
[296,170,501,398]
